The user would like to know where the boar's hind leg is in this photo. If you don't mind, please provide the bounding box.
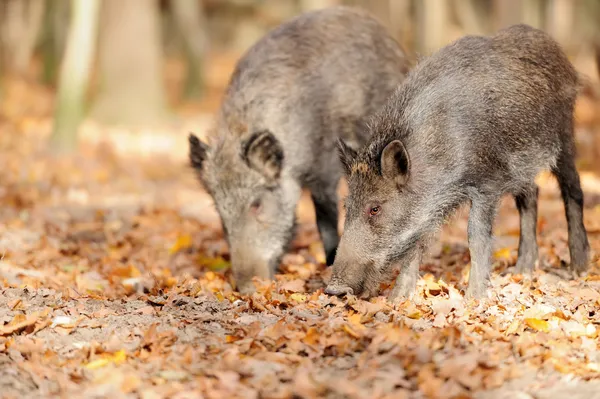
[553,153,590,273]
[466,195,499,299]
[310,183,340,266]
[514,185,539,275]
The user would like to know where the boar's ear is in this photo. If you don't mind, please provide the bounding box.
[189,133,210,171]
[337,138,357,175]
[381,140,410,187]
[242,130,284,180]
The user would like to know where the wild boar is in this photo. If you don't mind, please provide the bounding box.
[325,24,590,300]
[188,6,410,294]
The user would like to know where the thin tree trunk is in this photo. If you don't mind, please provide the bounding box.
[171,0,208,100]
[51,0,100,153]
[493,0,521,30]
[418,0,449,55]
[41,0,70,85]
[546,0,574,49]
[90,0,168,126]
[300,0,340,11]
[453,0,487,35]
[14,0,45,74]
[0,0,46,76]
[522,0,544,29]
[389,0,412,49]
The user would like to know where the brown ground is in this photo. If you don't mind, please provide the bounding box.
[1,120,600,399]
[1,69,600,398]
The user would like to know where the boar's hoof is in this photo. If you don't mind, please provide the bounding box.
[237,282,257,296]
[324,284,354,297]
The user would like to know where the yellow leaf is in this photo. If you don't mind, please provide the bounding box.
[343,324,361,338]
[129,265,142,277]
[198,256,230,272]
[85,358,109,370]
[84,350,127,370]
[348,313,362,326]
[407,311,422,320]
[506,319,520,335]
[112,349,127,364]
[169,234,192,254]
[226,335,241,343]
[525,318,550,332]
[494,248,512,260]
[290,293,307,303]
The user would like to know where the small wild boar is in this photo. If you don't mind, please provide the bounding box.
[188,6,409,294]
[325,24,590,300]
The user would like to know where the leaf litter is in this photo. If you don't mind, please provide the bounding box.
[1,95,600,399]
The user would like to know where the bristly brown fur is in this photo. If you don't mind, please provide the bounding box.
[188,6,410,294]
[327,24,590,300]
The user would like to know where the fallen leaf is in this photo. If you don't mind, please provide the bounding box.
[169,234,192,254]
[494,247,513,260]
[85,349,127,370]
[290,293,308,303]
[279,279,306,293]
[0,313,40,336]
[524,318,550,333]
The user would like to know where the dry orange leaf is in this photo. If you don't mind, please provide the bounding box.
[0,312,41,336]
[343,324,361,339]
[303,327,320,346]
[347,313,364,327]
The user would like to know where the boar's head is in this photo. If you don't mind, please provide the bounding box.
[325,134,426,298]
[189,130,300,294]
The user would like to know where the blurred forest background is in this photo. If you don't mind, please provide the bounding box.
[2,0,600,169]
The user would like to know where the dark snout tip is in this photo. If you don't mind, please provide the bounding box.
[188,132,199,144]
[324,284,354,297]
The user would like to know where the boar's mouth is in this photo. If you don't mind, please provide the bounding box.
[324,280,362,297]
[325,260,380,298]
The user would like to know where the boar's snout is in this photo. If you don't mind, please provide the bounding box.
[324,283,354,297]
[230,245,274,295]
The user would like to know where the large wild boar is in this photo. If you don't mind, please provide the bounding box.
[326,24,590,300]
[188,6,410,294]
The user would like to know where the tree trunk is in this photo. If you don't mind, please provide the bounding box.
[389,0,413,50]
[417,0,449,55]
[453,0,488,35]
[493,0,522,31]
[41,0,70,85]
[546,0,574,49]
[300,0,340,11]
[522,0,544,29]
[0,0,45,76]
[50,0,100,153]
[171,0,208,100]
[90,0,168,126]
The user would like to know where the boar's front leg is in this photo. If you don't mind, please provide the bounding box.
[390,244,423,302]
[466,194,499,299]
[514,185,539,274]
[310,181,340,266]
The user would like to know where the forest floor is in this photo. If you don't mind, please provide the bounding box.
[1,77,600,398]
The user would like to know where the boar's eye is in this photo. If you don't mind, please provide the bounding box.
[369,205,381,217]
[250,198,262,213]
